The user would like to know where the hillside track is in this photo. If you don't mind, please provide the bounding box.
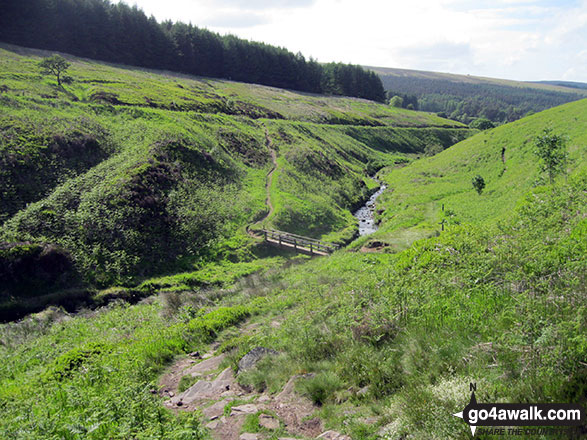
[247,127,278,237]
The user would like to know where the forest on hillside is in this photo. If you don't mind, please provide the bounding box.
[0,0,385,102]
[380,75,582,123]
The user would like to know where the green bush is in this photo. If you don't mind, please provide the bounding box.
[42,342,106,382]
[297,371,345,406]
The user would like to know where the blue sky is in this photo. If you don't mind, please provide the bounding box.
[125,0,587,82]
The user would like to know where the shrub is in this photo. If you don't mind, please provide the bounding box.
[470,118,495,130]
[534,128,568,184]
[471,174,486,195]
[297,371,345,406]
[42,342,106,381]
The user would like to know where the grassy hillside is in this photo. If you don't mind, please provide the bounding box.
[357,99,587,251]
[368,65,586,124]
[367,65,587,96]
[0,45,472,318]
[2,41,585,440]
[0,120,584,438]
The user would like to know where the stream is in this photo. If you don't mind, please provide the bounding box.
[353,184,386,236]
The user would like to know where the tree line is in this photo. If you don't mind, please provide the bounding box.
[379,76,582,123]
[0,0,385,102]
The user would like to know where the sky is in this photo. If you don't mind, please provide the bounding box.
[124,0,587,82]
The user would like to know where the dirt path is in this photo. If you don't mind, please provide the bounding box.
[159,346,331,439]
[247,127,278,237]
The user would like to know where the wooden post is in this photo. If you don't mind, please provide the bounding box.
[439,219,446,231]
[310,243,313,255]
[294,239,297,250]
[279,234,282,246]
[264,230,267,241]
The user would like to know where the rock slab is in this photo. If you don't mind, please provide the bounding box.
[317,430,351,440]
[259,414,280,430]
[238,347,279,372]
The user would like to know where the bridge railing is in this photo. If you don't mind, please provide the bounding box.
[262,228,340,254]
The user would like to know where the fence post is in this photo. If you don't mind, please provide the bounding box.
[279,234,282,247]
[310,243,313,255]
[294,239,297,250]
[264,230,267,241]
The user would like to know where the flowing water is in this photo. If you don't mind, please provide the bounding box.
[353,184,386,236]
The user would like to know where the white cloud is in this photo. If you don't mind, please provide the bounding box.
[124,0,587,81]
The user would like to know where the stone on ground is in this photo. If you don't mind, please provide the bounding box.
[238,347,279,372]
[230,403,259,416]
[317,430,351,440]
[170,367,234,406]
[259,414,280,430]
[203,399,231,420]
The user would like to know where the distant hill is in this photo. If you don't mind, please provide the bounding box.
[367,66,587,124]
[531,80,587,91]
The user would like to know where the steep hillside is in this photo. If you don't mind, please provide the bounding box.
[0,102,584,439]
[368,65,586,123]
[0,45,471,318]
[358,98,587,251]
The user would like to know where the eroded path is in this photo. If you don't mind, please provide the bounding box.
[159,345,341,440]
[249,127,278,234]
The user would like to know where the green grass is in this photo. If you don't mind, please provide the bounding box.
[2,43,584,440]
[0,44,466,128]
[2,173,583,438]
[229,175,586,437]
[367,98,587,251]
[0,44,471,312]
[0,294,276,438]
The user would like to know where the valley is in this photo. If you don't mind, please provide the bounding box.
[0,43,585,440]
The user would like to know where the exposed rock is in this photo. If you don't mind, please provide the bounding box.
[203,399,231,420]
[231,404,259,416]
[239,434,259,440]
[189,351,201,358]
[185,354,226,376]
[317,430,351,440]
[206,420,221,430]
[170,367,235,406]
[238,347,279,372]
[299,417,322,435]
[276,373,315,402]
[259,414,280,430]
[357,385,369,396]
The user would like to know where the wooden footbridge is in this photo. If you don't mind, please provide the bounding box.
[261,228,340,256]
